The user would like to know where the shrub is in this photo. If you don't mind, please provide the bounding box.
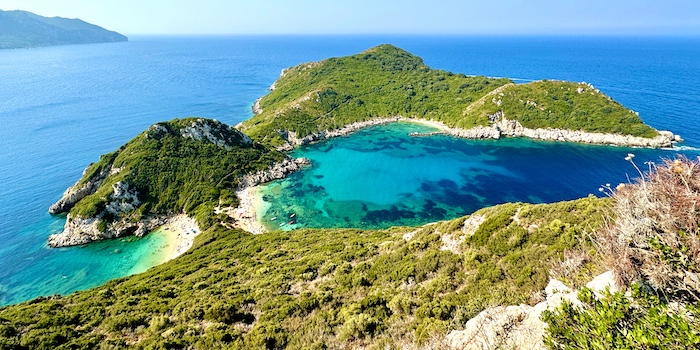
[596,156,700,302]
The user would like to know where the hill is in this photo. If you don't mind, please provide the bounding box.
[0,9,127,49]
[0,197,609,348]
[46,118,289,248]
[240,44,675,149]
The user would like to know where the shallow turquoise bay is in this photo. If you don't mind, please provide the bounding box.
[258,122,691,230]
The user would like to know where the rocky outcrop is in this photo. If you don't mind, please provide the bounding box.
[445,271,621,350]
[47,215,165,248]
[180,118,253,148]
[238,157,310,188]
[48,164,113,215]
[47,179,164,248]
[435,115,679,148]
[252,97,263,115]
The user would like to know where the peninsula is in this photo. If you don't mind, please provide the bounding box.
[240,44,680,149]
[0,9,127,49]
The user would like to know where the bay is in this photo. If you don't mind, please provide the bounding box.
[0,35,698,305]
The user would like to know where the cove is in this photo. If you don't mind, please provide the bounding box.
[257,122,686,230]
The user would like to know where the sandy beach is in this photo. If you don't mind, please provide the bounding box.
[159,214,200,260]
[215,187,268,234]
[403,117,450,131]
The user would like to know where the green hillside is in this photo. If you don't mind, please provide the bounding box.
[240,44,658,148]
[53,118,285,238]
[0,9,127,49]
[0,197,608,349]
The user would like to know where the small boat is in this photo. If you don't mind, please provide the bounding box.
[290,213,296,218]
[271,217,277,221]
[288,221,294,225]
[279,222,286,227]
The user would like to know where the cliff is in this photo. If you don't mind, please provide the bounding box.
[239,44,679,150]
[47,118,286,247]
[0,9,127,49]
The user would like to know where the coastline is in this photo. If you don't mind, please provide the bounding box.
[234,187,268,234]
[275,116,680,150]
[159,215,200,261]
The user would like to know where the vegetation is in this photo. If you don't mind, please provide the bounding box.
[240,45,658,148]
[68,118,286,228]
[463,80,659,137]
[0,197,608,349]
[0,9,127,50]
[543,156,700,349]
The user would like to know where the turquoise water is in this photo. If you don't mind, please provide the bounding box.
[1,36,699,305]
[258,122,696,230]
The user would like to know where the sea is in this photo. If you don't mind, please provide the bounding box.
[1,35,699,306]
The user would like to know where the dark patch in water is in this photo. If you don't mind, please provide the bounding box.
[314,175,324,179]
[363,205,416,225]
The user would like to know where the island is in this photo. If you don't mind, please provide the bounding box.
[0,9,127,49]
[0,45,696,349]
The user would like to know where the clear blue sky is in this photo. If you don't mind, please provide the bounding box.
[3,0,699,36]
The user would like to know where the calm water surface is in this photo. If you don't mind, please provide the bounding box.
[0,36,698,305]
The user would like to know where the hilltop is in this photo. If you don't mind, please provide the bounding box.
[0,9,127,49]
[240,44,678,149]
[47,118,291,248]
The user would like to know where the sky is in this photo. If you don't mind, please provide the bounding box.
[2,0,699,36]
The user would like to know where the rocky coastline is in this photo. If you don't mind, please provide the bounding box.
[274,115,681,151]
[221,157,310,234]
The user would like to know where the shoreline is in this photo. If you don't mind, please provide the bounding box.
[216,187,268,234]
[158,214,200,261]
[276,116,680,150]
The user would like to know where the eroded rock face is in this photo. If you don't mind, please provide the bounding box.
[450,115,677,148]
[48,166,112,215]
[445,272,622,350]
[180,118,253,148]
[48,215,164,248]
[238,157,310,189]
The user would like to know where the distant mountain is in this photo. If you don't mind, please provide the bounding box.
[0,9,127,49]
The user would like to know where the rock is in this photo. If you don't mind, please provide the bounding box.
[446,272,618,349]
[238,157,310,189]
[252,97,263,115]
[462,214,485,236]
[48,164,112,214]
[180,118,253,148]
[48,214,165,248]
[585,270,621,297]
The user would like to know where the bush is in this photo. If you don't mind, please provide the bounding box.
[597,156,700,302]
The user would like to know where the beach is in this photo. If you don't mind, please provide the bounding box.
[160,215,200,260]
[214,187,268,234]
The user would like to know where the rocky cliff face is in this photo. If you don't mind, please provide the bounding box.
[238,157,310,188]
[48,162,114,215]
[179,118,253,148]
[445,271,621,350]
[47,180,164,248]
[437,114,680,148]
[47,215,164,248]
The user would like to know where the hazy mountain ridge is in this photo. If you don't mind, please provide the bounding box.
[0,9,127,49]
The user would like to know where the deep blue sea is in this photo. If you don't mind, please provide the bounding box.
[1,36,699,305]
